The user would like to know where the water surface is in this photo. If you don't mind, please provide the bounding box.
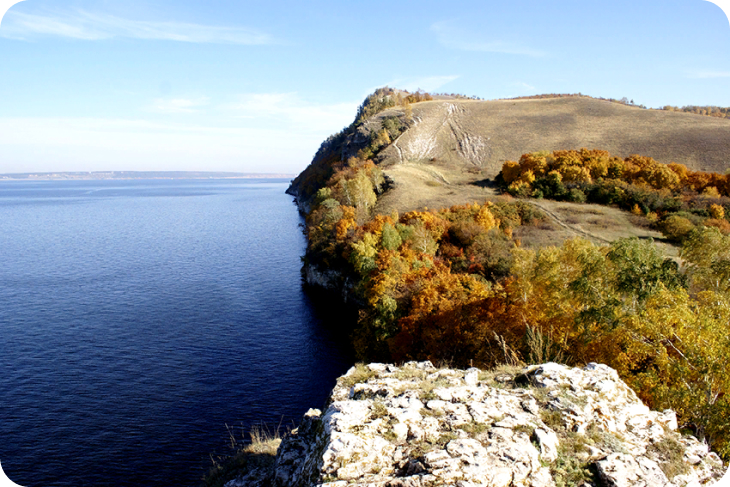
[0,179,354,487]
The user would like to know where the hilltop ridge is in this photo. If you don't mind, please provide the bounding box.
[288,95,730,216]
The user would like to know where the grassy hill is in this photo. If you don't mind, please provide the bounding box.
[369,97,730,214]
[290,94,729,218]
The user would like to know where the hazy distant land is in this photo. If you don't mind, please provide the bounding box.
[0,171,295,181]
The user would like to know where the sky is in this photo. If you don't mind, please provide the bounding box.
[0,0,728,174]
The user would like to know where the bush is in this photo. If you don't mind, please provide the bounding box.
[710,204,725,220]
[703,219,730,234]
[568,188,587,203]
[661,215,696,242]
[468,229,515,280]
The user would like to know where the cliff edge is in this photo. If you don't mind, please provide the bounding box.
[225,362,725,487]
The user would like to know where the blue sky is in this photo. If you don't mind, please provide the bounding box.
[0,0,728,174]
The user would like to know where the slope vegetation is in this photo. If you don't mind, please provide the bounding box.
[372,97,730,215]
[287,90,730,460]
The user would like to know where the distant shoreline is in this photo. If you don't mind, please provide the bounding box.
[0,171,296,181]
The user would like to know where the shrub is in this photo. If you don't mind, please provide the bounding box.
[382,222,403,250]
[567,188,587,203]
[710,204,726,220]
[468,229,516,281]
[704,218,730,234]
[661,215,696,242]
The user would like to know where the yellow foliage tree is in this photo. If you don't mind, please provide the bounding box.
[709,204,725,220]
[626,288,730,456]
[501,161,522,184]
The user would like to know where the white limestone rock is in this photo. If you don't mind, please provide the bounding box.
[225,362,726,487]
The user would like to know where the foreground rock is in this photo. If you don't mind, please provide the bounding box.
[226,362,725,487]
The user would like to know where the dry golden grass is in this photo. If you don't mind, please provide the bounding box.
[369,96,728,250]
[203,424,282,487]
[379,97,730,176]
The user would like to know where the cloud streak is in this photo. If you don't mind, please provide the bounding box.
[511,81,536,91]
[381,75,459,93]
[0,116,324,173]
[149,97,210,114]
[224,92,358,134]
[1,9,275,44]
[431,21,545,57]
[0,93,359,173]
[686,70,730,79]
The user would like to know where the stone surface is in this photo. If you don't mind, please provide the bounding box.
[225,362,726,487]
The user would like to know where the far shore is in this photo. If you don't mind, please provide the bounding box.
[0,171,296,181]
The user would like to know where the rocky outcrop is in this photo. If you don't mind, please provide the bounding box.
[300,263,363,307]
[302,264,349,298]
[226,362,726,487]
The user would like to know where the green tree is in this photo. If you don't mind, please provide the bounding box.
[682,227,730,294]
[350,232,379,276]
[607,237,685,306]
[381,222,402,251]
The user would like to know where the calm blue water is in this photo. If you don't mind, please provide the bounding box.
[0,179,354,487]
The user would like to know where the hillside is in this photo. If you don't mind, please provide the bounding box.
[284,90,730,464]
[289,95,730,219]
[288,94,729,250]
[373,97,730,215]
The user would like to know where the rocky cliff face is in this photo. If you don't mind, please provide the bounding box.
[226,362,726,487]
[301,264,351,301]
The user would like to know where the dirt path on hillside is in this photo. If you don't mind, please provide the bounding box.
[528,200,612,244]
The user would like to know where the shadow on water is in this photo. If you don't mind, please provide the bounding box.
[301,285,360,357]
[199,281,360,487]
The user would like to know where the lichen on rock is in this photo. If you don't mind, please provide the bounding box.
[225,362,726,487]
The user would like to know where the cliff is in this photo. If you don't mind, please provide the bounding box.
[225,362,725,487]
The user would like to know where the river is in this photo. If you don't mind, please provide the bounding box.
[0,179,354,487]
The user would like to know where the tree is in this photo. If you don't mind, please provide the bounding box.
[682,227,730,294]
[661,215,696,242]
[381,222,402,251]
[501,161,522,184]
[340,171,377,220]
[606,237,685,306]
[709,204,725,220]
[350,232,379,276]
[627,288,730,456]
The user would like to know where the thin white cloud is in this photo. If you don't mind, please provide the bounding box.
[0,9,275,44]
[0,94,360,172]
[512,81,536,91]
[381,75,459,93]
[686,70,730,79]
[224,92,359,134]
[148,97,210,114]
[431,21,545,57]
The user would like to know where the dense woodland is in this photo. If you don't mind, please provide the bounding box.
[293,91,730,461]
